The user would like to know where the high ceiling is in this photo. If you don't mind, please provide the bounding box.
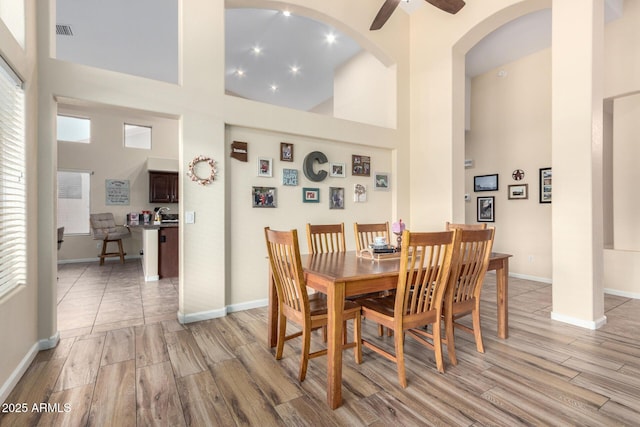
[55,0,623,112]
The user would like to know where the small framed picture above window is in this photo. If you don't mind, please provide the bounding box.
[477,196,495,222]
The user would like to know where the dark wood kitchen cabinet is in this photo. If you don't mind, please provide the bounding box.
[149,171,179,203]
[158,226,178,278]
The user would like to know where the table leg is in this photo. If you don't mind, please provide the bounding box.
[268,268,277,348]
[327,281,345,409]
[496,258,509,339]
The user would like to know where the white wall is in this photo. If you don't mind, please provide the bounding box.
[57,103,179,262]
[465,49,552,281]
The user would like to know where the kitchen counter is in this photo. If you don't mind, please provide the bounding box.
[128,222,179,281]
[127,222,179,230]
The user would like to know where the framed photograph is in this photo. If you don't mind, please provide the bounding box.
[257,157,273,177]
[353,184,367,203]
[330,162,346,178]
[302,187,320,203]
[508,184,528,200]
[477,196,495,222]
[374,172,390,191]
[252,186,276,208]
[280,142,293,162]
[352,155,371,177]
[539,167,552,203]
[282,168,298,186]
[329,187,345,209]
[474,174,499,192]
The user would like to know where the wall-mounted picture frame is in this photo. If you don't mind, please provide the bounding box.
[282,168,298,186]
[353,184,367,203]
[539,167,552,203]
[474,174,499,192]
[330,162,346,177]
[508,183,528,200]
[374,172,390,191]
[280,142,293,162]
[477,196,495,222]
[329,187,345,209]
[257,157,273,177]
[352,155,371,177]
[302,187,320,203]
[252,186,276,208]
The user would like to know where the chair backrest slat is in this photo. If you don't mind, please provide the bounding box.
[354,222,390,252]
[447,228,495,305]
[445,222,487,231]
[306,223,346,254]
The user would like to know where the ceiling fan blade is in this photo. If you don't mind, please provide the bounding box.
[425,0,466,14]
[370,0,402,31]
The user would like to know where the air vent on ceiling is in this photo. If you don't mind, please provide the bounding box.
[56,24,74,36]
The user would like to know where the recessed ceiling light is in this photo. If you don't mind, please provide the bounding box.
[282,10,291,17]
[270,84,278,92]
[252,46,262,55]
[290,66,300,75]
[235,69,245,77]
[326,33,337,44]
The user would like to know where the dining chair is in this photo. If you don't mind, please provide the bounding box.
[445,222,487,231]
[443,227,495,366]
[264,227,362,381]
[354,222,390,252]
[358,229,456,387]
[306,223,346,254]
[89,213,130,265]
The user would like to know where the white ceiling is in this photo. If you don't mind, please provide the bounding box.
[55,0,623,111]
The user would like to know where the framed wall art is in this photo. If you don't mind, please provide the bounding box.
[329,187,345,209]
[302,187,320,203]
[374,172,390,191]
[282,168,298,186]
[252,186,276,208]
[257,157,273,177]
[330,162,345,177]
[477,196,495,222]
[539,167,552,203]
[351,155,370,177]
[474,174,498,192]
[353,184,367,203]
[280,142,293,162]
[508,184,528,200]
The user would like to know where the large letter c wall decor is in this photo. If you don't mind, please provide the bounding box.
[303,151,328,182]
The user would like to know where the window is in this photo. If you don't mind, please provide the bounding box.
[0,57,26,295]
[57,115,91,143]
[124,124,152,149]
[57,171,91,235]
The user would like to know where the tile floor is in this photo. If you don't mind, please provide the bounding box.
[56,260,179,338]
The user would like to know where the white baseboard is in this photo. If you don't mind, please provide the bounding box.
[144,275,159,282]
[604,288,640,299]
[227,298,268,313]
[508,272,553,284]
[0,342,39,404]
[178,307,227,324]
[39,331,60,350]
[550,311,607,330]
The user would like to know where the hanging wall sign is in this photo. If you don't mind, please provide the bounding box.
[303,151,328,182]
[105,179,130,205]
[231,141,248,162]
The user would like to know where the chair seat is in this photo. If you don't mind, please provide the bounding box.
[357,295,395,317]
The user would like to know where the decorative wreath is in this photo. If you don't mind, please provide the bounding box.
[187,155,217,186]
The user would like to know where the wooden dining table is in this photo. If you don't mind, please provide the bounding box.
[267,251,512,409]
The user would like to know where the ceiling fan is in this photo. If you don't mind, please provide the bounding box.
[370,0,465,30]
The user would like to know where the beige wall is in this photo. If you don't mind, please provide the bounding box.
[228,125,394,307]
[0,0,39,403]
[57,103,179,262]
[465,49,552,281]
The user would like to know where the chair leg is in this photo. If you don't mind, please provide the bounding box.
[433,320,445,373]
[117,238,125,263]
[445,314,458,366]
[395,330,407,388]
[99,240,108,265]
[354,315,362,364]
[472,306,485,353]
[276,313,287,360]
[299,326,311,382]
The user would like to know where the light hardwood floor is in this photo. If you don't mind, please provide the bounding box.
[1,260,639,426]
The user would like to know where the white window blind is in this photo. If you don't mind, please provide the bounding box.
[0,56,26,295]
